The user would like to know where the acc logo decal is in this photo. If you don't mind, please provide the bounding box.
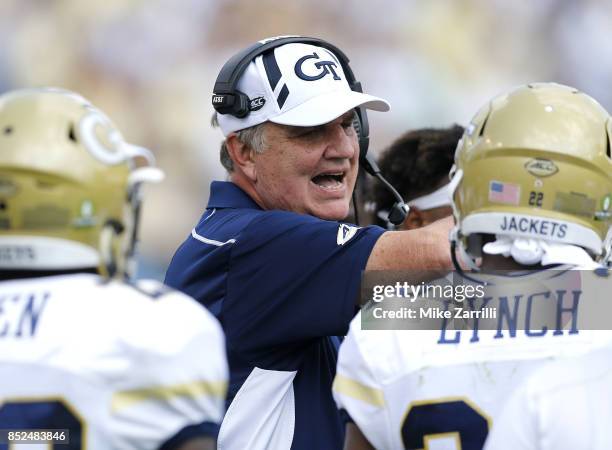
[524,158,558,177]
[295,52,342,81]
[249,96,266,111]
[337,224,359,246]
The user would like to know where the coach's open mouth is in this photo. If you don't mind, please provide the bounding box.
[311,171,346,191]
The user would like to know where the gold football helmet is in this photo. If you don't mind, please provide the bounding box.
[450,83,612,268]
[0,88,163,278]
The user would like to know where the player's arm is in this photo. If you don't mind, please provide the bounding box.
[344,423,375,450]
[366,216,454,271]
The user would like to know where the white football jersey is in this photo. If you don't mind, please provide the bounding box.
[0,273,228,450]
[484,344,612,450]
[333,269,611,450]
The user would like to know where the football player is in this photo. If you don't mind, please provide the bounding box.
[333,83,612,450]
[372,125,463,230]
[0,88,227,450]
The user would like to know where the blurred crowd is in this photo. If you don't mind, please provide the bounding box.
[2,0,611,279]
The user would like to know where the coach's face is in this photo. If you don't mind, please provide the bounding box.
[254,111,359,221]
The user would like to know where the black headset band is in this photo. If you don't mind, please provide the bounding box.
[213,36,359,95]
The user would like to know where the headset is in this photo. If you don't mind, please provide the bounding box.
[212,36,408,226]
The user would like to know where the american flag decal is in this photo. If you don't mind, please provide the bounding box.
[488,181,520,205]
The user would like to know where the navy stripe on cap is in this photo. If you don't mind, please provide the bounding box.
[277,85,289,109]
[263,51,282,91]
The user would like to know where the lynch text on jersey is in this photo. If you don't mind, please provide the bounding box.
[438,288,580,344]
[0,291,49,338]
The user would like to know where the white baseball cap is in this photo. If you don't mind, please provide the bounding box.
[216,42,390,136]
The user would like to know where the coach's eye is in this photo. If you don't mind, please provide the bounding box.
[342,121,355,135]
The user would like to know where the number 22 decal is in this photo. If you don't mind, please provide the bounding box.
[529,191,544,207]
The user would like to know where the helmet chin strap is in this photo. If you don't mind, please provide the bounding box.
[450,239,489,286]
[450,226,481,271]
[124,182,144,281]
[99,220,124,279]
[120,142,164,280]
[98,190,142,281]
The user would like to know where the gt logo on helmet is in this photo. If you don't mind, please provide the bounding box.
[79,110,127,166]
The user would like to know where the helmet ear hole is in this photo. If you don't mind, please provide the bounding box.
[467,234,483,258]
[3,126,12,135]
[68,124,77,143]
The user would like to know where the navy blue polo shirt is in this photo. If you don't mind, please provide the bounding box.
[165,181,384,450]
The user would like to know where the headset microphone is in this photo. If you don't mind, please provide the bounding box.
[351,113,408,227]
[362,153,409,226]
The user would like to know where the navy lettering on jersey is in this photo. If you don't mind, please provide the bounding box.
[499,216,568,239]
[0,291,49,338]
[525,291,550,337]
[554,289,580,335]
[493,295,522,339]
[468,296,493,343]
[438,288,581,344]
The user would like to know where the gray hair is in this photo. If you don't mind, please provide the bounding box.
[211,113,267,172]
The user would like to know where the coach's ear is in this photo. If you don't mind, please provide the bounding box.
[226,133,257,182]
[403,208,424,230]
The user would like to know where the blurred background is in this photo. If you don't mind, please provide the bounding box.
[2,0,611,279]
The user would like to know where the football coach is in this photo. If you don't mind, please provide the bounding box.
[165,36,454,450]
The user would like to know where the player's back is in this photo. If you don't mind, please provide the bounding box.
[0,273,228,450]
[334,270,611,450]
[485,343,612,450]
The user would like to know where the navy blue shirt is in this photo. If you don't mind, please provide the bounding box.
[165,181,384,450]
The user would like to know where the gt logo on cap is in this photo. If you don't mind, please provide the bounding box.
[295,52,342,81]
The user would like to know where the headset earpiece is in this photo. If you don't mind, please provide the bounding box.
[212,90,250,118]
